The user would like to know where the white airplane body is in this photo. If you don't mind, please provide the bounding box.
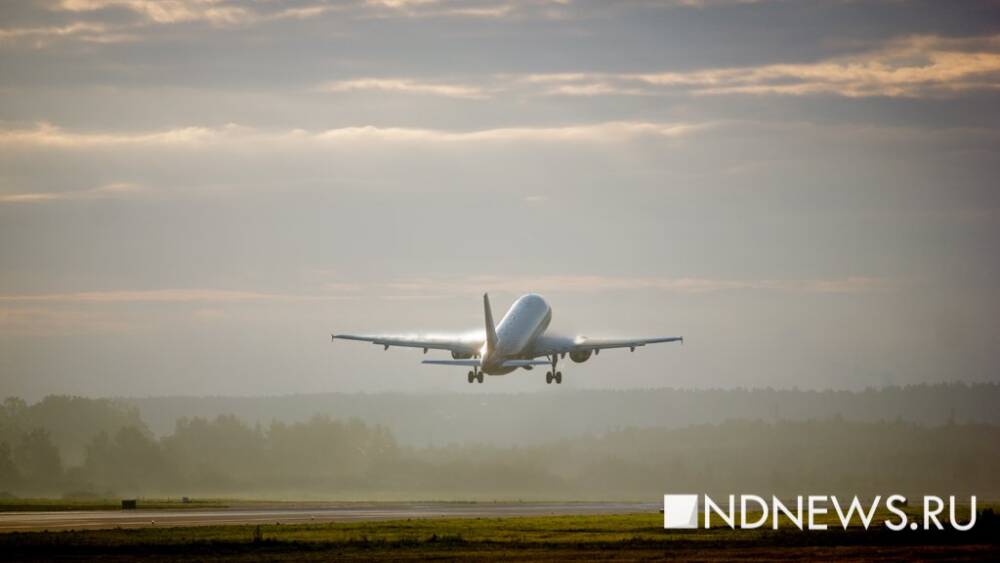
[332,293,682,384]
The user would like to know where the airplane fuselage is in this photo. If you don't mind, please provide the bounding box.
[484,293,552,374]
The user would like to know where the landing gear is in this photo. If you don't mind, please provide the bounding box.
[468,369,484,384]
[468,371,474,384]
[545,356,563,384]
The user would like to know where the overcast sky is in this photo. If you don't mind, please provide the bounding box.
[1,0,998,399]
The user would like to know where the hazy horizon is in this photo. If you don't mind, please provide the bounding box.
[2,0,999,399]
[3,389,998,499]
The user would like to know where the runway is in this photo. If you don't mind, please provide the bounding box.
[0,502,657,532]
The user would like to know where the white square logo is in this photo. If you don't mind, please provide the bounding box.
[663,494,700,529]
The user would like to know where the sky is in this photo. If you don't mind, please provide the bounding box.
[1,0,998,400]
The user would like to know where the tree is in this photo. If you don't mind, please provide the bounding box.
[81,426,170,493]
[0,442,19,490]
[13,429,62,492]
[1,397,27,420]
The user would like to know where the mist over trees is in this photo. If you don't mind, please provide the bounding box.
[1,386,998,500]
[126,383,1000,446]
[0,396,147,465]
[69,415,398,497]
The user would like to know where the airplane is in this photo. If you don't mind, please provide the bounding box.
[331,293,682,384]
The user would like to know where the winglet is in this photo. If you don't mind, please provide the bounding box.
[484,293,498,353]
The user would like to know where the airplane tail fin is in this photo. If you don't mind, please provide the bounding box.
[484,293,498,353]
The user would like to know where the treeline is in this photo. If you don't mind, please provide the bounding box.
[2,395,998,499]
[126,383,1000,446]
[0,396,147,465]
[1,401,397,497]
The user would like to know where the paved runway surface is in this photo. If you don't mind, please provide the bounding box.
[0,502,657,532]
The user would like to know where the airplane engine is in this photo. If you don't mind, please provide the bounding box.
[569,350,592,363]
[451,351,473,360]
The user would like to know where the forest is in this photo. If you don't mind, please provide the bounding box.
[2,390,998,500]
[125,382,1000,446]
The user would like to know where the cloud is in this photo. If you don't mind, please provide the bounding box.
[0,121,702,150]
[49,0,548,28]
[377,274,891,296]
[0,307,133,335]
[0,275,889,308]
[0,182,145,204]
[0,289,352,334]
[0,275,887,334]
[305,34,1000,101]
[46,0,338,31]
[55,0,256,26]
[526,35,1000,98]
[4,120,992,159]
[0,21,136,46]
[318,78,489,99]
[654,0,766,6]
[0,122,220,147]
[366,0,439,7]
[42,0,749,30]
[361,0,569,19]
[1,0,763,50]
[2,0,505,48]
[0,289,341,304]
[312,121,699,142]
[540,81,649,97]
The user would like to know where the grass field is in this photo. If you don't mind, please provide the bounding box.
[0,497,227,512]
[2,510,997,561]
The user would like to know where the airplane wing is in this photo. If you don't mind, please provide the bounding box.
[332,333,483,355]
[530,334,683,356]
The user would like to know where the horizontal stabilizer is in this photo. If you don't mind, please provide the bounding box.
[421,359,481,367]
[501,359,551,367]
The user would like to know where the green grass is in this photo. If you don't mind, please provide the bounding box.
[2,511,997,562]
[0,497,227,512]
